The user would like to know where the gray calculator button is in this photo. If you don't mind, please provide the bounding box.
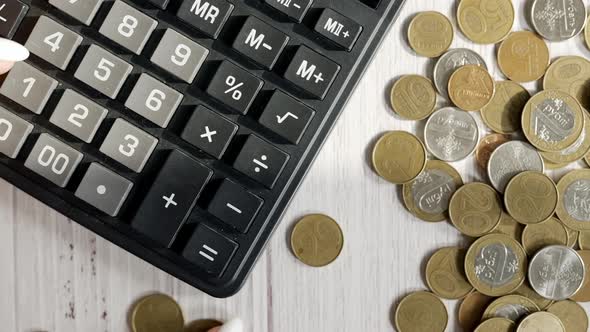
[49,89,108,143]
[0,106,33,158]
[75,163,133,217]
[0,61,58,114]
[48,0,104,26]
[74,44,133,99]
[99,118,158,173]
[25,16,83,70]
[99,0,158,55]
[24,133,83,187]
[124,74,183,128]
[150,28,209,83]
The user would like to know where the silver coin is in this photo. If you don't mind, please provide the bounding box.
[424,107,480,162]
[530,96,577,144]
[487,141,545,193]
[411,168,458,215]
[528,245,585,300]
[531,0,587,41]
[564,178,590,222]
[433,48,487,97]
[493,304,532,321]
[475,243,519,288]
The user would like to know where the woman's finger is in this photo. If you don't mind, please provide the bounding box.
[0,38,29,74]
[0,61,14,75]
[207,318,243,332]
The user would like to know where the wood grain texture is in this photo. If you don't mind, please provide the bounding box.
[2,1,590,331]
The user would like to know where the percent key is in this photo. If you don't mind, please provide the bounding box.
[206,61,264,114]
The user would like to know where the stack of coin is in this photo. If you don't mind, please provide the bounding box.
[380,1,590,331]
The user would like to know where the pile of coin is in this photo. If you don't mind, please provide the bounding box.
[376,0,590,331]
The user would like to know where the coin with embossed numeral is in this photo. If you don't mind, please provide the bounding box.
[434,48,487,97]
[290,214,344,267]
[531,0,587,42]
[556,169,590,231]
[457,0,515,44]
[425,247,473,299]
[487,141,544,193]
[424,107,480,162]
[482,294,539,322]
[504,171,559,225]
[498,31,550,83]
[448,65,495,112]
[408,11,453,58]
[528,245,585,301]
[449,182,502,237]
[395,291,448,332]
[390,75,437,120]
[372,131,427,184]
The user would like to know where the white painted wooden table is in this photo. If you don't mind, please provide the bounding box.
[2,1,590,331]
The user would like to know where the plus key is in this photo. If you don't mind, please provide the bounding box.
[283,46,341,100]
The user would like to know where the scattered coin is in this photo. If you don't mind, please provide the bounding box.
[531,0,587,42]
[586,15,590,50]
[423,107,480,162]
[516,311,565,332]
[372,131,427,184]
[543,56,590,110]
[547,300,589,332]
[425,247,473,299]
[185,320,224,332]
[390,75,437,120]
[457,0,515,44]
[290,214,343,267]
[555,169,590,231]
[529,245,585,301]
[497,31,550,83]
[482,294,539,321]
[521,217,569,255]
[449,182,502,237]
[579,231,590,250]
[407,11,453,58]
[131,294,184,332]
[560,221,579,248]
[448,65,495,111]
[570,250,590,302]
[543,158,570,170]
[487,141,544,193]
[402,160,463,222]
[504,171,558,225]
[474,317,515,332]
[476,134,511,170]
[481,81,529,134]
[395,291,447,332]
[465,233,527,296]
[541,112,590,164]
[492,213,525,242]
[458,291,494,331]
[433,48,487,97]
[513,282,554,310]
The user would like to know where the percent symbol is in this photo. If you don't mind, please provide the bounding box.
[225,76,244,101]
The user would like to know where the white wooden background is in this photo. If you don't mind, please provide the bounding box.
[2,1,590,331]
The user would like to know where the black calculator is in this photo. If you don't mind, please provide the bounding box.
[0,0,404,297]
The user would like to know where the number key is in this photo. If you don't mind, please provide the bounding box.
[48,0,104,26]
[25,16,83,70]
[124,74,183,128]
[49,89,108,143]
[99,119,158,173]
[0,62,59,114]
[0,106,33,159]
[206,61,263,114]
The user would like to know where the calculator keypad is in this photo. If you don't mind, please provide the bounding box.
[0,0,28,38]
[232,16,289,70]
[0,62,59,114]
[48,0,104,26]
[283,46,341,99]
[74,45,133,99]
[181,105,238,159]
[25,16,83,70]
[125,74,183,128]
[177,0,234,39]
[49,89,108,143]
[0,106,33,159]
[258,91,314,144]
[75,163,133,217]
[232,135,289,188]
[206,61,263,114]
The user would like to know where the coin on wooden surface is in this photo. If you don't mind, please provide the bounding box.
[476,134,511,170]
[433,48,487,97]
[457,0,515,44]
[541,112,590,164]
[487,141,544,193]
[493,213,525,242]
[555,169,590,231]
[570,250,590,302]
[481,81,529,134]
[474,318,515,332]
[408,11,453,58]
[458,291,494,331]
[547,300,589,332]
[529,245,585,301]
[516,312,565,332]
[372,131,427,184]
[448,65,495,112]
[543,56,590,110]
[579,232,590,250]
[425,247,473,299]
[522,90,585,152]
[390,75,437,120]
[513,282,553,310]
[290,214,343,267]
[402,160,463,222]
[497,31,550,83]
[424,107,480,162]
[449,182,502,237]
[185,320,223,332]
[531,0,587,42]
[465,233,527,296]
[482,294,539,322]
[131,294,184,332]
[522,217,568,255]
[395,291,447,332]
[504,171,559,225]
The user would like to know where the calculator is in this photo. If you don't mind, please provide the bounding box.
[0,0,404,297]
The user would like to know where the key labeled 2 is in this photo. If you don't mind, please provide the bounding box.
[206,61,263,114]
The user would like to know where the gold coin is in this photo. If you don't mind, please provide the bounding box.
[476,134,511,170]
[543,56,590,110]
[571,250,590,302]
[372,131,427,184]
[481,81,529,134]
[504,171,559,225]
[402,160,463,222]
[547,300,589,332]
[586,15,590,50]
[425,247,473,299]
[555,169,590,231]
[541,112,590,164]
[492,213,524,242]
[585,153,590,167]
[131,294,184,332]
[390,75,437,120]
[395,291,448,332]
[522,90,585,152]
[513,282,553,310]
[482,294,539,321]
[522,217,568,256]
[497,31,550,83]
[465,234,527,296]
[474,318,515,332]
[407,11,453,58]
[559,220,580,248]
[184,320,223,332]
[579,231,590,250]
[448,65,495,112]
[457,0,515,44]
[516,312,565,332]
[543,158,570,170]
[290,214,343,267]
[458,291,494,331]
[449,182,502,237]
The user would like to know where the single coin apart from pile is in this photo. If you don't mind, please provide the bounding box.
[497,31,550,83]
[131,294,185,332]
[425,247,473,299]
[503,171,558,225]
[531,0,587,42]
[390,75,437,120]
[458,291,494,331]
[474,317,514,332]
[546,300,589,332]
[448,64,495,111]
[423,107,480,162]
[487,141,544,193]
[449,182,502,237]
[290,214,343,267]
[528,245,585,301]
[372,131,427,184]
[395,291,448,332]
[516,311,565,332]
[456,0,515,44]
[482,294,539,322]
[481,81,529,134]
[407,11,453,58]
[433,48,487,97]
